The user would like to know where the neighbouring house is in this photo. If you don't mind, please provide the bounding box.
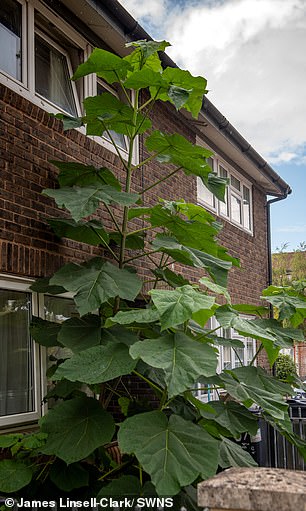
[0,0,291,430]
[272,250,306,378]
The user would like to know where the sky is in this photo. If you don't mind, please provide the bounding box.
[119,0,306,252]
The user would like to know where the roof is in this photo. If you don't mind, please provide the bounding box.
[50,0,291,198]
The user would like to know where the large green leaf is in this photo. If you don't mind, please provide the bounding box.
[201,173,228,202]
[50,258,142,316]
[58,315,101,353]
[72,47,131,83]
[50,460,89,491]
[218,437,257,468]
[0,460,32,492]
[30,317,62,347]
[130,332,218,397]
[40,397,115,464]
[218,367,291,421]
[149,285,215,330]
[198,400,258,437]
[118,411,219,496]
[152,268,190,288]
[48,218,109,246]
[146,131,213,179]
[199,277,231,303]
[51,161,121,189]
[29,276,66,295]
[43,186,139,222]
[215,305,277,342]
[151,68,207,118]
[53,342,136,384]
[84,93,151,136]
[107,308,160,327]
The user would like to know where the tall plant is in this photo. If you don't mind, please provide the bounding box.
[1,40,306,505]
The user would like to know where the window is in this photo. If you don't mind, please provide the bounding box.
[220,328,257,369]
[197,157,253,233]
[0,0,85,116]
[0,0,22,81]
[197,157,217,211]
[0,276,42,428]
[96,80,128,152]
[35,32,78,116]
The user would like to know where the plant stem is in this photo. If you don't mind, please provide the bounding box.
[124,249,159,264]
[132,370,162,395]
[105,204,123,234]
[142,167,182,194]
[250,343,264,365]
[90,226,119,262]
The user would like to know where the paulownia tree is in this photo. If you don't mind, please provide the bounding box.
[1,40,306,507]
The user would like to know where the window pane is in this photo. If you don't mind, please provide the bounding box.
[219,165,229,216]
[35,34,77,116]
[231,194,242,224]
[0,0,22,81]
[222,346,232,370]
[0,290,34,416]
[233,347,244,367]
[243,185,251,230]
[44,295,78,359]
[246,339,255,365]
[231,175,241,191]
[97,82,128,151]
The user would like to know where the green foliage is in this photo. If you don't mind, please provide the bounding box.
[275,353,298,383]
[2,38,306,502]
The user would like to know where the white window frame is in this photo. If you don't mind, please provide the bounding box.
[0,0,139,163]
[197,154,253,235]
[0,0,87,116]
[0,274,44,429]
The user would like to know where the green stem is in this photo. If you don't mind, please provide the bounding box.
[115,71,133,108]
[98,460,130,481]
[105,203,123,235]
[250,343,264,365]
[142,167,183,195]
[132,151,161,170]
[159,388,168,410]
[132,370,163,396]
[90,226,119,262]
[124,249,159,264]
[127,226,151,236]
[100,120,129,172]
[233,348,244,367]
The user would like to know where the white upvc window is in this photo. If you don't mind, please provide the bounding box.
[197,156,253,234]
[220,328,257,370]
[0,0,87,116]
[0,275,43,429]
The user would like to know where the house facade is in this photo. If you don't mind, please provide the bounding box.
[0,0,291,430]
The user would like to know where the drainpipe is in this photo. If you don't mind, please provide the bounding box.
[266,189,291,288]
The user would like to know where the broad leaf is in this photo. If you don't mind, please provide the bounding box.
[218,437,257,468]
[0,434,23,448]
[50,460,89,491]
[55,113,83,131]
[72,47,131,83]
[110,231,145,250]
[30,317,62,347]
[0,460,32,492]
[51,161,121,189]
[29,276,66,295]
[150,285,215,330]
[45,379,82,399]
[48,218,109,246]
[215,305,277,342]
[151,68,207,118]
[130,332,218,397]
[43,186,139,222]
[58,315,101,353]
[201,173,228,202]
[107,308,160,327]
[50,258,142,315]
[146,131,213,179]
[153,268,190,288]
[40,397,115,464]
[53,342,136,384]
[199,277,231,303]
[97,475,141,498]
[84,93,151,136]
[118,411,219,496]
[199,400,258,437]
[124,40,170,73]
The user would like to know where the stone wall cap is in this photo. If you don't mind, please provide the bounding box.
[197,467,306,511]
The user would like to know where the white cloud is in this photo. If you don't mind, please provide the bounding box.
[119,0,306,163]
[276,225,306,233]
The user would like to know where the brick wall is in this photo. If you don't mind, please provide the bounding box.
[1,83,269,306]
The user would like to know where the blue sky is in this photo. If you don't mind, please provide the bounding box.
[119,0,306,252]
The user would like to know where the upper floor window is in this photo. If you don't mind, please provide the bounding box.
[0,0,22,81]
[96,80,128,153]
[198,158,253,234]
